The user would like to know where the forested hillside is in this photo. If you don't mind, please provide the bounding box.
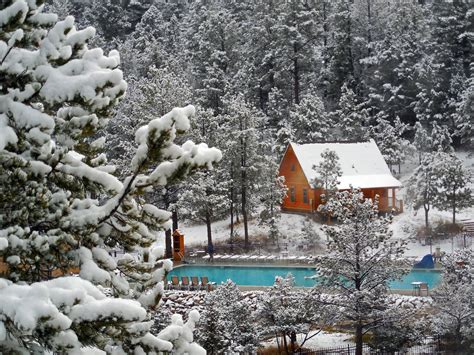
[47,0,473,251]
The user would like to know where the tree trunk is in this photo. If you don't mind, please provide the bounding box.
[424,204,429,229]
[230,164,234,244]
[206,209,213,251]
[290,330,297,354]
[240,126,249,250]
[452,187,456,225]
[293,43,300,105]
[241,169,249,250]
[164,192,173,258]
[355,323,363,355]
[367,0,372,56]
[282,332,289,355]
[172,209,178,232]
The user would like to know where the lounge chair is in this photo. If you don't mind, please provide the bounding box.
[170,275,180,290]
[190,276,200,290]
[181,276,190,290]
[201,276,215,291]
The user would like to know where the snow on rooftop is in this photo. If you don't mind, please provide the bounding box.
[290,140,402,190]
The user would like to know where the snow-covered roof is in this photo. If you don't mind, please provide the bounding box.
[290,140,402,190]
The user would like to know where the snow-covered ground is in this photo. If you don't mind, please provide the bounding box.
[261,330,355,350]
[158,151,474,260]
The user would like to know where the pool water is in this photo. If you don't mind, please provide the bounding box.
[168,265,442,290]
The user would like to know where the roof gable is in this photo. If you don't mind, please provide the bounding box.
[289,140,402,189]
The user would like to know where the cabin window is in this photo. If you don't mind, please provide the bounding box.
[290,187,296,202]
[291,164,296,171]
[303,189,308,204]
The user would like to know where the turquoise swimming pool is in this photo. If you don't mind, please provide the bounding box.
[168,265,442,290]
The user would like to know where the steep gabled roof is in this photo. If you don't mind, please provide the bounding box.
[289,140,402,190]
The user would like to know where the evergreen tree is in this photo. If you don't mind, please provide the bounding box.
[258,274,335,353]
[333,82,369,141]
[197,280,259,354]
[324,0,355,105]
[289,88,332,143]
[432,152,472,225]
[82,0,133,51]
[222,95,267,250]
[362,1,428,126]
[430,120,453,153]
[314,189,406,355]
[301,217,320,251]
[413,121,431,163]
[371,115,410,173]
[406,153,440,229]
[312,149,342,207]
[431,250,474,350]
[0,3,220,352]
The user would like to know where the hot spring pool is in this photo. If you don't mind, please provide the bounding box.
[167,265,442,289]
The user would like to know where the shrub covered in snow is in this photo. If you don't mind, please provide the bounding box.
[0,1,220,353]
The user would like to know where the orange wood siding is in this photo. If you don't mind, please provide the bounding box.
[279,145,314,212]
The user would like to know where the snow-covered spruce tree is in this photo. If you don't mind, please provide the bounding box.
[312,149,342,216]
[431,250,474,350]
[314,189,407,355]
[0,2,220,353]
[432,152,472,226]
[197,280,259,354]
[406,153,440,229]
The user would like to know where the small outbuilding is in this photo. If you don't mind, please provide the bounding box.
[279,140,403,213]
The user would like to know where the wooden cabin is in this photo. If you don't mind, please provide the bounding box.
[279,140,403,214]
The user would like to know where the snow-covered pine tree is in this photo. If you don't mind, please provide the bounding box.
[222,95,267,250]
[432,152,472,225]
[361,0,428,126]
[430,120,453,153]
[197,280,259,354]
[371,115,410,173]
[270,0,320,106]
[431,250,474,350]
[413,121,431,163]
[107,65,192,178]
[258,274,335,353]
[300,217,320,252]
[314,189,406,355]
[82,0,132,51]
[333,82,369,141]
[324,0,355,105]
[185,2,239,114]
[454,63,474,144]
[312,149,342,210]
[0,3,220,352]
[289,87,332,144]
[406,153,440,229]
